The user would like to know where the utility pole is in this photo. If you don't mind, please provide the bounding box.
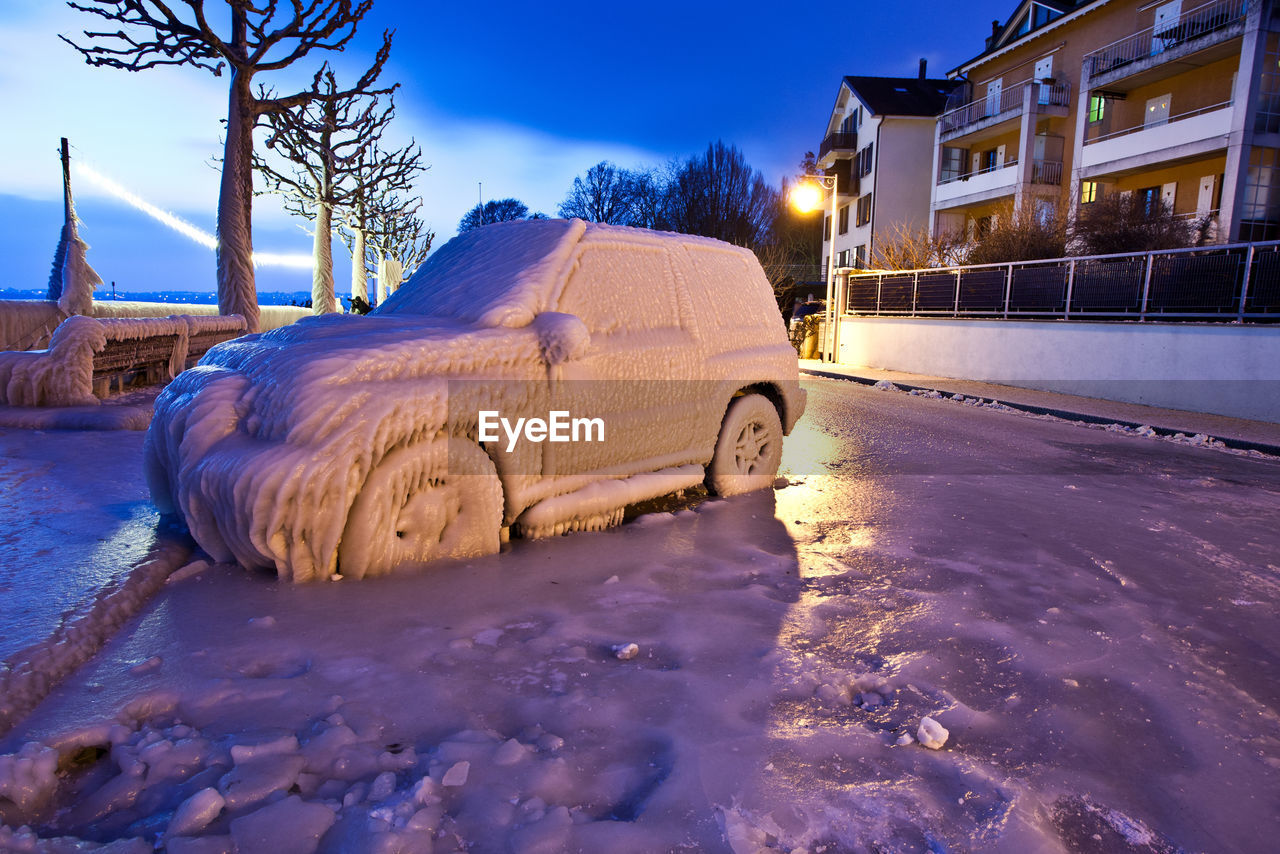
[60,137,72,224]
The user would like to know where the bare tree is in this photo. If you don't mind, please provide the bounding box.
[872,222,967,270]
[63,0,384,332]
[458,198,536,233]
[256,64,422,314]
[1070,193,1198,256]
[964,199,1069,265]
[662,141,779,250]
[558,161,644,224]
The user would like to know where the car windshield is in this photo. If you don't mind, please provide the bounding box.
[373,219,583,328]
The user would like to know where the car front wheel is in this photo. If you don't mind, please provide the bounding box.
[705,393,783,497]
[338,436,503,578]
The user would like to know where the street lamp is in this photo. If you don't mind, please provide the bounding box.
[789,173,839,363]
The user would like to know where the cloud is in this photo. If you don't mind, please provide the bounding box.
[0,2,664,257]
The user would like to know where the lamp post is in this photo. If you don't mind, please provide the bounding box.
[789,173,839,363]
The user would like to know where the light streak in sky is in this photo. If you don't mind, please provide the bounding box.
[73,163,312,269]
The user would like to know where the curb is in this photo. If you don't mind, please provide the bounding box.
[800,368,1280,457]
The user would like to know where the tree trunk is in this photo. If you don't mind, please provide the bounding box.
[350,226,368,304]
[215,17,261,333]
[312,200,336,314]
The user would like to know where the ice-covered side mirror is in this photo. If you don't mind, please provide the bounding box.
[532,312,590,366]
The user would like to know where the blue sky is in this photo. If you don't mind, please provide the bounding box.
[0,0,1014,294]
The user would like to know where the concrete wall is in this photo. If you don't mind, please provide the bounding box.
[837,315,1280,422]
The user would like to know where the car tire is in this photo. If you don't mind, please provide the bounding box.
[705,393,783,497]
[338,436,503,578]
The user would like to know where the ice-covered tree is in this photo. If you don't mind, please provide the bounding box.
[62,0,385,332]
[338,152,427,306]
[358,197,433,303]
[255,61,421,314]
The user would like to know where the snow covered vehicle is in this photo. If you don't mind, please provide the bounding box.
[145,219,806,581]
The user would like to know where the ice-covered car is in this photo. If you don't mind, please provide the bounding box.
[145,219,805,581]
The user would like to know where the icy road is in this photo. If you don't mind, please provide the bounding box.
[2,376,1279,853]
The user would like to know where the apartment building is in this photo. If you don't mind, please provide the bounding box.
[930,0,1280,244]
[816,70,960,271]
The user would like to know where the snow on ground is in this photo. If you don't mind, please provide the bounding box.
[2,377,1279,852]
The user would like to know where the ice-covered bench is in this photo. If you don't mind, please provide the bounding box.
[0,314,247,406]
[91,314,248,396]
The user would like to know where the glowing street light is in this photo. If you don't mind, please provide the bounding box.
[789,181,824,214]
[790,173,839,362]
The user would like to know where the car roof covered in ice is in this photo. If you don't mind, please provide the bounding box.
[375,218,587,328]
[374,218,749,328]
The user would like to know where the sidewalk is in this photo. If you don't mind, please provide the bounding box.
[799,360,1280,454]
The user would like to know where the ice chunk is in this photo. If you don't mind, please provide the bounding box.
[918,716,949,749]
[442,760,470,787]
[218,754,305,811]
[229,734,298,764]
[167,786,225,837]
[229,795,335,854]
[493,738,529,767]
[0,742,59,814]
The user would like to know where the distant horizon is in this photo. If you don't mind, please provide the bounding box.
[0,286,325,308]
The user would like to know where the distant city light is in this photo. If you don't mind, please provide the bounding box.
[73,162,312,269]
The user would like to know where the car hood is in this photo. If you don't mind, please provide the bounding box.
[193,313,548,444]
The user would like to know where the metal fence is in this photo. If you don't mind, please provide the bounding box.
[845,240,1280,322]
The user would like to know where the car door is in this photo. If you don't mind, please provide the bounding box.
[543,240,700,479]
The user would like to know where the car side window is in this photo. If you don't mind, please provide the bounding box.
[683,247,775,332]
[558,245,680,334]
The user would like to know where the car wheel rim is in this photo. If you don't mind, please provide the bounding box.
[734,420,773,474]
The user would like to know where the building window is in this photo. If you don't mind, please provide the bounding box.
[823,214,832,241]
[1137,186,1162,217]
[1257,33,1280,134]
[856,194,873,227]
[838,204,850,235]
[940,146,966,182]
[1239,147,1280,241]
[854,245,867,268]
[1081,181,1099,204]
[857,143,874,177]
[836,249,850,268]
[1088,95,1106,123]
[980,149,999,172]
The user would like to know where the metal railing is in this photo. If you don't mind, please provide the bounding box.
[845,240,1280,322]
[1085,100,1233,145]
[939,80,1070,135]
[1030,159,1063,185]
[936,158,1061,187]
[938,157,1019,186]
[1084,0,1249,78]
[818,131,858,161]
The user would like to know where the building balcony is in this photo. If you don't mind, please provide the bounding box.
[938,80,1070,142]
[1080,102,1233,175]
[1084,0,1247,88]
[817,131,857,162]
[935,161,1019,206]
[934,158,1063,207]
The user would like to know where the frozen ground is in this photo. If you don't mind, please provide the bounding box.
[2,377,1280,852]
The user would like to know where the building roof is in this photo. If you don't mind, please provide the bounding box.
[950,0,1108,74]
[842,76,963,117]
